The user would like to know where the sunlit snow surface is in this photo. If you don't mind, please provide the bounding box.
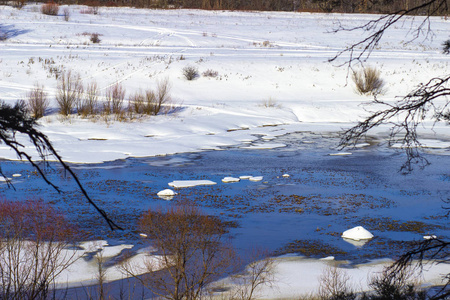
[0,4,449,163]
[1,4,450,297]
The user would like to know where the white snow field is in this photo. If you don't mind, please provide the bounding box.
[1,4,449,298]
[1,4,449,163]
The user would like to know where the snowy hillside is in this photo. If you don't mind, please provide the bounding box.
[1,4,449,162]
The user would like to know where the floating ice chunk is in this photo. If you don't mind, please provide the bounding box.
[342,238,370,247]
[157,189,177,200]
[419,139,450,149]
[241,143,286,150]
[157,189,176,196]
[354,143,370,148]
[222,177,240,183]
[320,256,335,261]
[139,233,148,238]
[12,174,21,177]
[329,152,352,156]
[249,176,263,182]
[239,175,252,179]
[341,226,373,241]
[282,174,290,178]
[168,180,216,188]
[423,235,437,240]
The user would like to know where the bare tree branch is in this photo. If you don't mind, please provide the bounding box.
[0,101,122,231]
[329,0,449,67]
[386,238,450,299]
[339,74,450,172]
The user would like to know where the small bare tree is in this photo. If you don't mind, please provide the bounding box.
[56,70,83,117]
[144,90,156,115]
[226,252,276,300]
[27,84,49,119]
[129,91,145,115]
[104,83,126,118]
[121,203,236,300]
[79,80,99,117]
[0,199,79,299]
[318,264,355,300]
[154,77,172,115]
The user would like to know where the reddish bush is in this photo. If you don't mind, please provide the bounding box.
[0,199,79,299]
[41,2,59,16]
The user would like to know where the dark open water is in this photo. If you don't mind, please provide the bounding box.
[0,132,449,262]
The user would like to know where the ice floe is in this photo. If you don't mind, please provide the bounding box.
[157,189,177,200]
[342,226,374,241]
[222,177,240,183]
[168,180,217,188]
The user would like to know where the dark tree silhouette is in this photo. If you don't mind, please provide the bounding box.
[332,1,449,298]
[0,100,122,230]
[331,0,450,172]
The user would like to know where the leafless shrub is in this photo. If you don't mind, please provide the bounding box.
[224,251,276,300]
[104,83,126,118]
[259,97,281,108]
[442,40,450,54]
[143,90,156,115]
[27,84,49,119]
[121,202,237,300]
[56,70,83,116]
[41,2,59,16]
[318,264,355,300]
[154,77,172,115]
[90,33,101,44]
[0,199,79,299]
[0,27,7,41]
[63,7,70,21]
[78,81,99,117]
[365,266,425,300]
[80,1,99,15]
[352,66,386,96]
[129,91,145,115]
[182,65,199,80]
[202,69,219,78]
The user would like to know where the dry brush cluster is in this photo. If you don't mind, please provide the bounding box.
[27,70,173,122]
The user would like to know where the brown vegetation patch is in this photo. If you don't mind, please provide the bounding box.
[276,240,348,257]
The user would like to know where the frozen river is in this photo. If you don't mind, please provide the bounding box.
[0,132,449,262]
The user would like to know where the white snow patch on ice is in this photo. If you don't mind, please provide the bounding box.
[241,143,286,150]
[157,189,177,200]
[249,176,263,182]
[329,152,353,156]
[222,177,240,183]
[168,180,217,188]
[342,226,374,241]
